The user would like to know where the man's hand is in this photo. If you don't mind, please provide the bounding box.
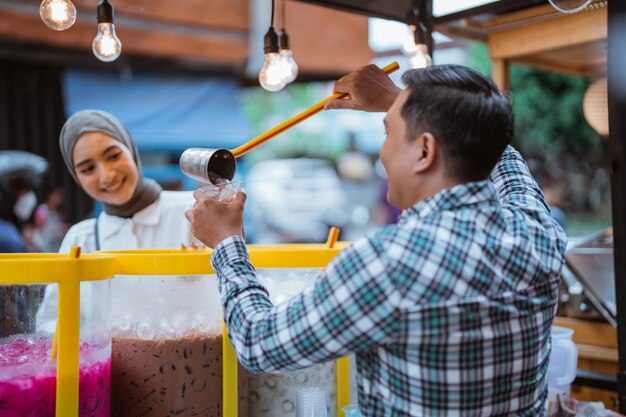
[324,64,402,112]
[185,189,246,249]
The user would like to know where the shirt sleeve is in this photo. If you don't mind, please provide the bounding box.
[489,145,567,254]
[490,146,551,223]
[211,234,401,373]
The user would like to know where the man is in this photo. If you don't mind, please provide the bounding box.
[186,65,567,416]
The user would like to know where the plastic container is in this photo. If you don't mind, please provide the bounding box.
[248,268,345,417]
[297,387,328,417]
[102,249,247,417]
[246,244,351,417]
[0,252,115,417]
[546,326,578,411]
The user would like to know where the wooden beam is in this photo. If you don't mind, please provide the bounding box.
[513,55,606,77]
[287,1,372,75]
[554,317,618,349]
[0,8,247,64]
[476,4,563,30]
[488,6,607,59]
[578,344,619,362]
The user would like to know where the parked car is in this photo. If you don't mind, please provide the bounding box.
[245,158,349,244]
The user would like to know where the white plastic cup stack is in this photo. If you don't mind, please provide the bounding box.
[296,387,328,417]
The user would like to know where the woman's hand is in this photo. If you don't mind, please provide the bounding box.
[185,189,246,249]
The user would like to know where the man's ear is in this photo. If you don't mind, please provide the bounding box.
[413,132,438,174]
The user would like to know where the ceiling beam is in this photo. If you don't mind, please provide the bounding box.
[489,6,607,59]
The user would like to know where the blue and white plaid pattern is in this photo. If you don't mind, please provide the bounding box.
[212,146,567,417]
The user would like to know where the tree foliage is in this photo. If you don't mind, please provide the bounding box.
[467,42,610,221]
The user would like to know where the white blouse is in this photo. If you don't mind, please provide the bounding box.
[59,191,197,253]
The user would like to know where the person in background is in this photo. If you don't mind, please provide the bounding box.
[187,64,567,417]
[32,187,68,252]
[372,181,402,226]
[0,151,48,337]
[0,151,48,253]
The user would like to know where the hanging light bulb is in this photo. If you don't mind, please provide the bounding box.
[403,24,418,54]
[92,0,122,62]
[39,0,76,31]
[259,26,287,92]
[409,44,432,69]
[278,29,298,84]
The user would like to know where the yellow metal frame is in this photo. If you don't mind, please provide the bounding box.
[0,245,352,417]
[0,253,116,417]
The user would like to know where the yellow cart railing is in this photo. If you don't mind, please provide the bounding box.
[0,244,352,417]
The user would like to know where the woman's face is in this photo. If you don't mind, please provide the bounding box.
[72,131,139,206]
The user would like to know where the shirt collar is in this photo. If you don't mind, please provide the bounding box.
[98,197,161,240]
[399,180,499,224]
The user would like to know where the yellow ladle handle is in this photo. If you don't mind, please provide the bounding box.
[231,61,400,158]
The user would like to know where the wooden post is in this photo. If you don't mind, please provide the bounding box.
[608,0,626,412]
[491,58,510,92]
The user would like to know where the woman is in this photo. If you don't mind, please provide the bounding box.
[57,109,195,252]
[37,109,197,330]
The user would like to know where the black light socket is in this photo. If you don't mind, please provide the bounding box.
[263,26,280,54]
[97,0,114,24]
[278,28,290,50]
[413,21,427,45]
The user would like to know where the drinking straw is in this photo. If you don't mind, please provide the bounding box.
[231,61,400,158]
[326,226,340,249]
[50,245,81,359]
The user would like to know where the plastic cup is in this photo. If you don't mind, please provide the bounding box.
[198,180,242,202]
[296,387,327,417]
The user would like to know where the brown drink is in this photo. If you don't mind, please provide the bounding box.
[111,333,248,417]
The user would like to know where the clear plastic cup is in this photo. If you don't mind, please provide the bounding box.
[297,387,327,417]
[198,180,242,202]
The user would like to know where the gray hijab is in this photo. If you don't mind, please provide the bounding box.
[59,109,161,218]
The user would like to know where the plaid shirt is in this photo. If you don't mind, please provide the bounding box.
[211,146,567,417]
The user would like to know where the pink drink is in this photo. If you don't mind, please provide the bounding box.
[0,335,111,417]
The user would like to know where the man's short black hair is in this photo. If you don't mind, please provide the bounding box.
[401,65,514,182]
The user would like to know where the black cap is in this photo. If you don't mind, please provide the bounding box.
[263,26,280,54]
[97,0,114,24]
[278,28,290,50]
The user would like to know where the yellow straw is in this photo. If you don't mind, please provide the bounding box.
[50,245,82,359]
[326,227,340,249]
[231,61,400,158]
